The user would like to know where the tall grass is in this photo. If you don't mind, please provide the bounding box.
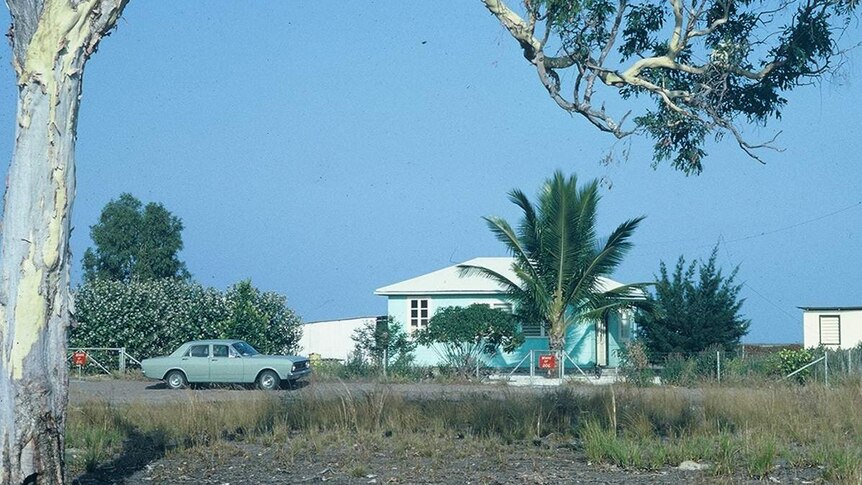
[67,382,862,481]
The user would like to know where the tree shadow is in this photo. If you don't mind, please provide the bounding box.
[71,429,167,485]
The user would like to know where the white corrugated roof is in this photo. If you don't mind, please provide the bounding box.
[374,257,634,296]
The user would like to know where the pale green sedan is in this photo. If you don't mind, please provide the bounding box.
[141,339,311,390]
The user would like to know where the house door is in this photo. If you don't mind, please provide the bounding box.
[596,318,608,367]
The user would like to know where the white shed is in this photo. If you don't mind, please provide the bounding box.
[299,316,381,360]
[800,306,862,349]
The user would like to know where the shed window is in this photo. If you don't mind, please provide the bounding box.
[409,299,429,330]
[819,315,841,346]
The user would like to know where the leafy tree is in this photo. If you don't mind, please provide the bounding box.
[83,193,190,282]
[222,280,303,355]
[0,1,129,481]
[638,247,750,360]
[461,171,644,353]
[415,304,523,376]
[352,316,416,369]
[73,279,303,360]
[482,0,858,173]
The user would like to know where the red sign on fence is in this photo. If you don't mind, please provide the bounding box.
[72,351,88,367]
[538,354,556,370]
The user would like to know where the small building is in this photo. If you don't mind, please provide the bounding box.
[374,257,639,369]
[300,316,381,360]
[799,306,862,349]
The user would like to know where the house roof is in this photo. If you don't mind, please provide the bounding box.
[374,257,637,296]
[798,306,862,312]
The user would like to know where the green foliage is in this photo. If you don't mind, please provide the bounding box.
[493,0,857,173]
[82,193,189,282]
[617,341,653,386]
[461,171,644,352]
[415,304,522,376]
[72,278,302,358]
[638,247,749,360]
[351,316,416,369]
[221,280,303,355]
[770,348,815,383]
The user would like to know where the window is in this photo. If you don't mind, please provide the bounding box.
[619,308,634,341]
[409,299,429,330]
[520,322,544,337]
[186,345,209,358]
[213,345,229,358]
[491,302,513,313]
[820,315,841,346]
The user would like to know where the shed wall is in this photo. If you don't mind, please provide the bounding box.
[802,310,862,349]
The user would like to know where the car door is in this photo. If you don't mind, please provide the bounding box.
[181,344,211,382]
[210,344,244,383]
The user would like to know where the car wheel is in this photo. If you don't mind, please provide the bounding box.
[165,370,187,390]
[257,370,280,390]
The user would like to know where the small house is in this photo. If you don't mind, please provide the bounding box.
[300,316,381,360]
[374,257,639,369]
[800,306,862,349]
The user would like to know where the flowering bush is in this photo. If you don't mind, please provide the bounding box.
[72,278,302,359]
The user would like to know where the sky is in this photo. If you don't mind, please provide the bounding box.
[1,3,860,344]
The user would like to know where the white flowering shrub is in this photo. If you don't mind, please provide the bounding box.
[73,279,302,358]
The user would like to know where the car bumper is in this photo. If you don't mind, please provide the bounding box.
[286,368,311,381]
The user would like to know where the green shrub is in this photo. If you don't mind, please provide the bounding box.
[770,348,815,383]
[659,354,698,386]
[617,341,654,386]
[73,278,302,358]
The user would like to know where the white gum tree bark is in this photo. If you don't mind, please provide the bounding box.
[1,1,128,483]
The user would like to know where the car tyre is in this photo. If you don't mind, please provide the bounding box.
[257,370,280,390]
[165,370,187,390]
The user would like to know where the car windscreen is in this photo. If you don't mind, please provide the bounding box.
[231,341,260,357]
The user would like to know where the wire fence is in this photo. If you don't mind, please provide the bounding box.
[617,345,862,386]
[67,347,141,377]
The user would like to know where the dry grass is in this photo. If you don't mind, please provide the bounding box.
[66,381,862,481]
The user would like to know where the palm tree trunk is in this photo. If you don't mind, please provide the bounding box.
[548,324,566,354]
[1,1,128,482]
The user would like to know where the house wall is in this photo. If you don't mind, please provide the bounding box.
[299,317,376,360]
[386,295,634,368]
[802,309,862,349]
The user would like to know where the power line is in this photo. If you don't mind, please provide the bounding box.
[638,200,862,249]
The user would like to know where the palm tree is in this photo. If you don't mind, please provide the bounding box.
[460,171,645,353]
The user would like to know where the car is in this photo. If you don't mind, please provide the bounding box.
[140,339,311,390]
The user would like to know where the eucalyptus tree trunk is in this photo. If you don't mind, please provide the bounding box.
[1,1,128,483]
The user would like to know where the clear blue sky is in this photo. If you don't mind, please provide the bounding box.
[1,3,859,343]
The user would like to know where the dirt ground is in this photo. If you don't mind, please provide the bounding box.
[68,379,822,484]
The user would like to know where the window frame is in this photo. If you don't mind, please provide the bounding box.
[186,344,210,358]
[819,314,841,346]
[409,298,430,331]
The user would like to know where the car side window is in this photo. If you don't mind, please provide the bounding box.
[186,345,209,358]
[213,345,229,358]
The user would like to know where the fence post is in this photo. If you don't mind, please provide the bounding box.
[824,350,829,387]
[119,347,126,374]
[716,350,721,384]
[530,349,535,378]
[558,351,563,379]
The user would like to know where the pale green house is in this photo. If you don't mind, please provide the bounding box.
[375,257,639,369]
